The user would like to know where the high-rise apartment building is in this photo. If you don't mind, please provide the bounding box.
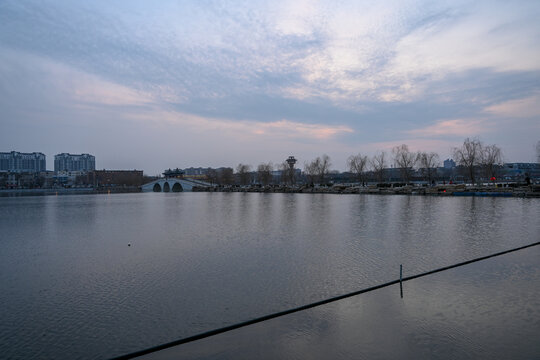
[54,153,95,173]
[0,151,46,173]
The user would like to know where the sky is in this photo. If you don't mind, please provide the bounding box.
[1,0,539,174]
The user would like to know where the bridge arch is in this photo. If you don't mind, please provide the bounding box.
[142,178,211,192]
[172,182,183,192]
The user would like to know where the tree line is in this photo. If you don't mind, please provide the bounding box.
[203,138,524,186]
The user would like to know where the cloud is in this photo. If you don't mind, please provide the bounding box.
[407,119,486,137]
[278,1,540,103]
[71,76,155,107]
[146,111,353,141]
[388,2,540,75]
[0,46,158,114]
[1,0,539,168]
[2,0,539,107]
[272,0,322,36]
[484,93,540,118]
[253,119,354,139]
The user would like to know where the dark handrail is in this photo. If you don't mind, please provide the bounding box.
[110,241,540,360]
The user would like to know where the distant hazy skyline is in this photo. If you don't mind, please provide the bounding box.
[1,0,539,174]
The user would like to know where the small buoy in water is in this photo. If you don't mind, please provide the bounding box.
[128,243,131,247]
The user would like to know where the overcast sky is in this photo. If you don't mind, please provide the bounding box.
[1,0,539,174]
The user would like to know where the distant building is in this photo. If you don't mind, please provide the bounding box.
[182,167,212,176]
[271,168,302,182]
[84,170,144,187]
[54,153,95,173]
[501,163,540,180]
[443,159,456,169]
[54,171,85,186]
[0,151,46,173]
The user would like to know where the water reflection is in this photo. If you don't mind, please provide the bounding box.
[0,193,538,359]
[144,246,540,360]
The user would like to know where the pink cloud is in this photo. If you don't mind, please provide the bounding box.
[484,94,540,118]
[406,118,485,137]
[142,111,354,141]
[254,119,354,139]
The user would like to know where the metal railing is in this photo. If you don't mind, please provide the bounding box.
[111,241,540,360]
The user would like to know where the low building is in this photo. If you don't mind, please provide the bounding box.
[0,171,45,189]
[82,170,144,187]
[55,171,85,186]
[501,163,540,180]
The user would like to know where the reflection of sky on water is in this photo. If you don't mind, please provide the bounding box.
[145,246,540,360]
[0,193,539,359]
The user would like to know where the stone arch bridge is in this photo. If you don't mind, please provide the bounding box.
[142,178,211,192]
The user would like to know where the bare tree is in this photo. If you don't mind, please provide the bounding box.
[453,138,483,184]
[257,162,273,186]
[304,154,332,185]
[278,162,289,184]
[219,167,234,185]
[481,144,503,183]
[303,160,318,185]
[317,154,331,184]
[206,169,218,185]
[370,151,387,183]
[392,144,417,183]
[347,153,369,185]
[417,151,440,184]
[279,161,297,185]
[236,163,252,185]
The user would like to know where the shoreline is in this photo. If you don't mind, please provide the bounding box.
[2,184,538,198]
[0,187,141,197]
[193,184,540,198]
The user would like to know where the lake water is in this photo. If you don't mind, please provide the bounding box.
[143,245,540,360]
[0,193,539,359]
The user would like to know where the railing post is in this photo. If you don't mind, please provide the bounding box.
[400,264,403,298]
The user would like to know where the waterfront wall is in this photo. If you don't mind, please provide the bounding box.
[193,184,540,197]
[0,187,141,197]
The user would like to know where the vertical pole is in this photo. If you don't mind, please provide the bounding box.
[400,264,403,298]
